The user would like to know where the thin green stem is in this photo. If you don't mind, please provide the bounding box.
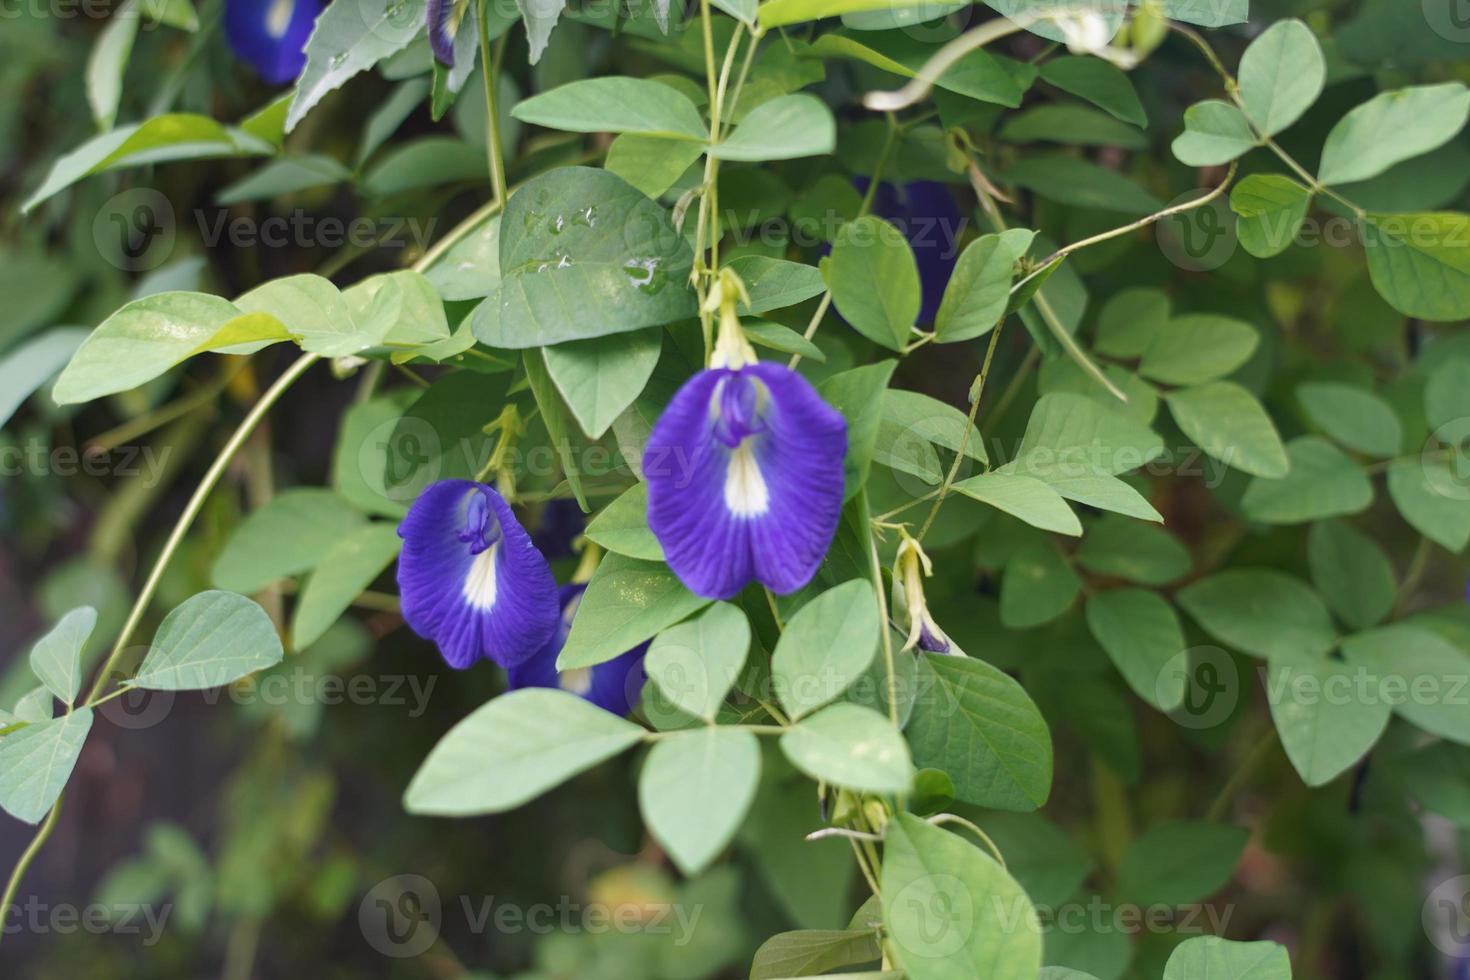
[82,353,320,706]
[0,797,63,951]
[916,323,1003,542]
[479,4,510,204]
[861,492,900,727]
[1394,537,1434,618]
[1205,728,1278,823]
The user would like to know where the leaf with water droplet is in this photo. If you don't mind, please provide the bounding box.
[488,167,697,348]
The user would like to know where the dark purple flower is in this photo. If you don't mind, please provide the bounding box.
[427,0,470,66]
[225,0,324,85]
[397,480,559,669]
[854,179,964,325]
[506,585,648,715]
[643,362,847,600]
[533,498,585,561]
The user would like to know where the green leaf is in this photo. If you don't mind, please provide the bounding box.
[54,293,249,405]
[490,167,697,348]
[234,274,367,356]
[1387,459,1470,552]
[1267,649,1391,787]
[806,31,1025,107]
[1296,382,1402,457]
[1172,100,1259,167]
[645,602,750,721]
[13,688,54,723]
[1307,521,1396,631]
[28,607,96,707]
[710,94,836,161]
[1037,56,1146,127]
[1015,392,1165,478]
[1318,83,1470,185]
[906,652,1052,810]
[818,361,898,500]
[0,328,88,430]
[1094,287,1168,359]
[1117,821,1248,906]
[215,154,351,206]
[1238,19,1325,137]
[584,483,664,561]
[131,591,284,691]
[1177,569,1337,660]
[749,929,882,980]
[1240,436,1374,525]
[828,217,921,351]
[934,230,1035,343]
[386,372,502,502]
[1166,382,1289,478]
[522,348,588,513]
[1362,212,1470,321]
[639,726,760,875]
[360,137,486,197]
[605,134,705,199]
[881,813,1042,980]
[881,389,988,466]
[973,813,1091,909]
[423,214,501,302]
[544,330,661,439]
[0,710,93,824]
[953,473,1080,536]
[727,256,827,314]
[332,392,416,519]
[1000,105,1147,149]
[1001,541,1081,629]
[1426,358,1470,431]
[559,553,711,669]
[86,1,140,130]
[291,524,403,651]
[1342,625,1470,744]
[1231,174,1313,259]
[1163,937,1291,980]
[779,702,914,794]
[288,0,427,132]
[744,320,826,361]
[1003,156,1162,215]
[1138,314,1258,386]
[346,270,451,348]
[1086,590,1188,712]
[512,77,707,140]
[1075,516,1192,585]
[1039,472,1161,523]
[22,115,272,213]
[772,580,880,720]
[404,688,645,815]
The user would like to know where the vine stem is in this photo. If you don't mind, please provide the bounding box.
[479,5,510,205]
[0,796,63,949]
[82,351,320,706]
[1205,728,1278,823]
[861,492,901,728]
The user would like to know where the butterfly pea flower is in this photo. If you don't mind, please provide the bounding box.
[507,585,648,715]
[896,534,951,654]
[427,0,472,66]
[225,0,324,85]
[397,480,560,670]
[643,277,848,600]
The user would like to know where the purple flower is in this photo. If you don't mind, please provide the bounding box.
[507,585,648,715]
[225,0,324,85]
[397,480,559,669]
[643,362,847,600]
[427,0,469,66]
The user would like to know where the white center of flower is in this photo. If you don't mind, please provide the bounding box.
[461,544,499,610]
[559,667,593,696]
[266,0,294,39]
[724,441,770,518]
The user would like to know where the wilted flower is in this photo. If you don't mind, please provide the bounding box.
[397,480,560,669]
[225,0,324,85]
[643,275,848,600]
[507,585,648,715]
[896,533,951,654]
